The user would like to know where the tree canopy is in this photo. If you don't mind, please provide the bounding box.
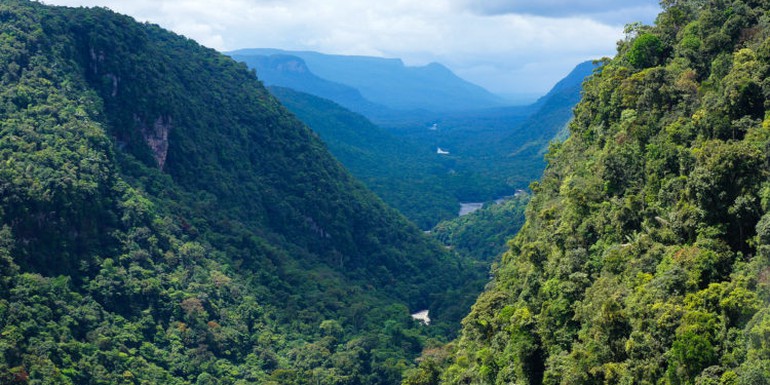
[407,0,770,384]
[0,1,475,383]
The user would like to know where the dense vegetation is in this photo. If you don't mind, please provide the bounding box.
[410,1,770,384]
[432,193,530,267]
[384,61,598,196]
[268,86,460,228]
[260,62,594,228]
[0,1,478,383]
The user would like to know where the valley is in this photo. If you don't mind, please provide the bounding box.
[2,0,769,384]
[0,2,482,383]
[251,54,597,228]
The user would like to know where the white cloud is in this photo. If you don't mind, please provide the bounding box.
[41,0,658,94]
[461,0,660,23]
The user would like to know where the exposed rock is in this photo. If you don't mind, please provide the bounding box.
[106,73,119,97]
[304,216,331,238]
[135,114,172,169]
[88,46,119,97]
[89,46,105,74]
[276,58,308,73]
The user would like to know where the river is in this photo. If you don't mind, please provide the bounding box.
[411,310,430,325]
[458,190,525,216]
[458,202,484,216]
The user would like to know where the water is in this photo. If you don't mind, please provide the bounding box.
[458,202,484,216]
[459,191,525,216]
[411,310,430,325]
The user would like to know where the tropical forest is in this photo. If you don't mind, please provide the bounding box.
[0,0,769,384]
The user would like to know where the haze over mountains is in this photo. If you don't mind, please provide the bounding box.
[229,49,508,115]
[244,54,597,228]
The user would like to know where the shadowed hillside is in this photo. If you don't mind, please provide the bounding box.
[0,1,475,383]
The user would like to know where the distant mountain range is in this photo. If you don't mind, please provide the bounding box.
[229,48,506,113]
[385,60,599,198]
[232,53,385,116]
[261,56,598,228]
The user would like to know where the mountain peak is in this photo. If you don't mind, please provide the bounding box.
[231,48,505,112]
[257,54,311,73]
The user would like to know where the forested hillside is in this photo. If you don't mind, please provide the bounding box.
[417,61,600,194]
[412,0,770,384]
[266,62,596,229]
[378,61,598,206]
[0,1,473,383]
[431,193,529,267]
[269,87,460,228]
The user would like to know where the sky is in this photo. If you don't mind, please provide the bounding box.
[41,0,662,97]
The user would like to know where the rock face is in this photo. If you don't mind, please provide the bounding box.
[136,114,171,169]
[275,57,309,73]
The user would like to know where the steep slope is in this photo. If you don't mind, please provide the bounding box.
[510,60,600,145]
[0,1,469,384]
[266,61,595,229]
[425,1,770,384]
[230,48,506,112]
[234,54,388,117]
[269,86,460,228]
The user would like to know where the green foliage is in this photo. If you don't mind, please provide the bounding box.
[426,194,531,326]
[378,61,598,208]
[434,1,770,384]
[432,193,529,263]
[627,33,668,68]
[264,62,596,229]
[0,1,473,384]
[268,86,459,229]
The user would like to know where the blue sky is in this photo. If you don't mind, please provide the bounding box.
[42,0,661,96]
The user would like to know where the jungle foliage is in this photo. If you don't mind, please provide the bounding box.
[267,62,595,229]
[0,1,477,384]
[268,86,461,229]
[406,0,770,384]
[432,194,530,266]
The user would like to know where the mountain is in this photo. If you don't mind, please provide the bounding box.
[492,60,600,158]
[0,1,473,384]
[268,86,460,228]
[268,61,596,228]
[233,54,387,117]
[229,48,506,112]
[408,1,770,384]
